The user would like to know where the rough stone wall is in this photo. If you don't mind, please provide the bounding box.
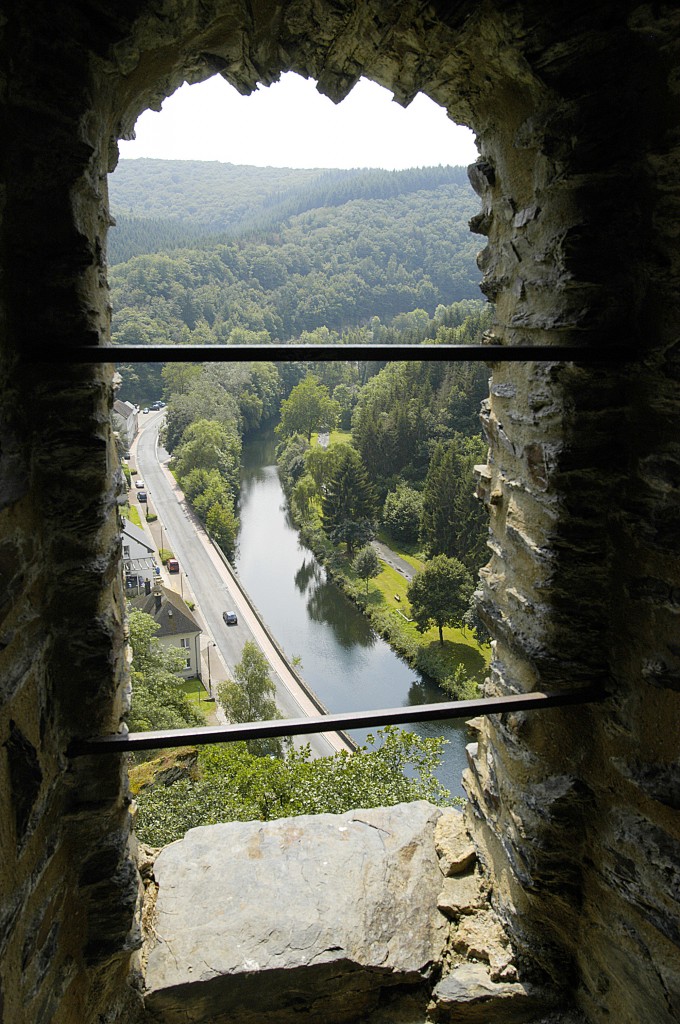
[463,7,680,1020]
[0,11,143,1022]
[0,2,679,1023]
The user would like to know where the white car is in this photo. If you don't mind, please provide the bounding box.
[135,479,145,489]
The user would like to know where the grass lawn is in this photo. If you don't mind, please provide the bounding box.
[345,553,490,683]
[124,504,142,527]
[179,677,210,707]
[311,429,353,448]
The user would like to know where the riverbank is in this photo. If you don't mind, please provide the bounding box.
[290,510,489,694]
[237,433,474,796]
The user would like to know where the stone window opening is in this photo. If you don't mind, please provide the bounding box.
[3,4,678,1024]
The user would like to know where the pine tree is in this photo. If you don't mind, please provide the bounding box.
[421,439,488,573]
[421,441,459,557]
[321,446,377,556]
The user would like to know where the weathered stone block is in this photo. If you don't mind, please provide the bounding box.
[144,802,448,1024]
[452,910,514,980]
[437,872,488,918]
[430,963,549,1022]
[435,808,477,876]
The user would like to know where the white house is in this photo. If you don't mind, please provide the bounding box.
[133,584,202,680]
[112,399,138,450]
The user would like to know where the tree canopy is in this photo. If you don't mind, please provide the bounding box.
[109,163,480,346]
[407,555,475,646]
[217,642,285,757]
[321,445,377,556]
[353,545,381,595]
[133,727,451,847]
[276,374,340,441]
[420,437,488,573]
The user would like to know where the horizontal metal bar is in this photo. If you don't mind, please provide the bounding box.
[68,687,606,756]
[60,343,620,364]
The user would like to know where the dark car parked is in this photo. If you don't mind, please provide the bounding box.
[138,491,147,503]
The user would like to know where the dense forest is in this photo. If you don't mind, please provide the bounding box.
[273,347,491,577]
[141,298,492,569]
[116,158,494,842]
[108,161,480,346]
[111,156,491,581]
[108,160,474,260]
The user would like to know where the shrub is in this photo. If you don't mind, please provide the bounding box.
[382,484,423,543]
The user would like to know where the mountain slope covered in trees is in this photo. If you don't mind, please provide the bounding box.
[108,160,475,262]
[108,160,481,345]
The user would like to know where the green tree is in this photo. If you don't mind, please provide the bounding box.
[161,362,202,398]
[420,442,458,557]
[173,418,241,497]
[205,499,239,557]
[176,466,240,557]
[382,484,424,543]
[217,642,284,757]
[332,383,357,429]
[407,554,474,646]
[353,545,381,595]
[291,473,318,519]
[275,433,310,489]
[441,664,479,701]
[321,446,376,557]
[127,609,204,732]
[276,374,340,441]
[421,438,488,573]
[133,727,451,846]
[303,443,346,493]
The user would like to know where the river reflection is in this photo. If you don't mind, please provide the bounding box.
[236,430,470,798]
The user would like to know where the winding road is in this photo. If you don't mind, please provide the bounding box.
[132,410,352,758]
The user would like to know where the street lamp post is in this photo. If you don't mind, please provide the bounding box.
[206,642,216,700]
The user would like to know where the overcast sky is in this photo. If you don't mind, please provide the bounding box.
[118,72,478,170]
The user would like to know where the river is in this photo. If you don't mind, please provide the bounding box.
[234,431,471,798]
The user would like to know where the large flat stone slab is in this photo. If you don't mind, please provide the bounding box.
[144,801,448,1023]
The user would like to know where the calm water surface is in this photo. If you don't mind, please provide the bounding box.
[235,431,470,797]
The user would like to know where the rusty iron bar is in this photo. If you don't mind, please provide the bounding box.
[68,687,606,756]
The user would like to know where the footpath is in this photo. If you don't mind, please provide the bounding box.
[371,539,416,582]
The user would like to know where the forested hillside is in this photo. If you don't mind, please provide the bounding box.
[108,161,481,346]
[116,158,493,840]
[108,160,474,262]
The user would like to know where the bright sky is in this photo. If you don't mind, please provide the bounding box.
[118,72,478,170]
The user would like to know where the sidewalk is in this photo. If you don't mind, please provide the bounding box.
[132,416,354,757]
[128,426,232,725]
[371,539,416,581]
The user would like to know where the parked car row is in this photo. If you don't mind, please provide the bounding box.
[124,445,241,632]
